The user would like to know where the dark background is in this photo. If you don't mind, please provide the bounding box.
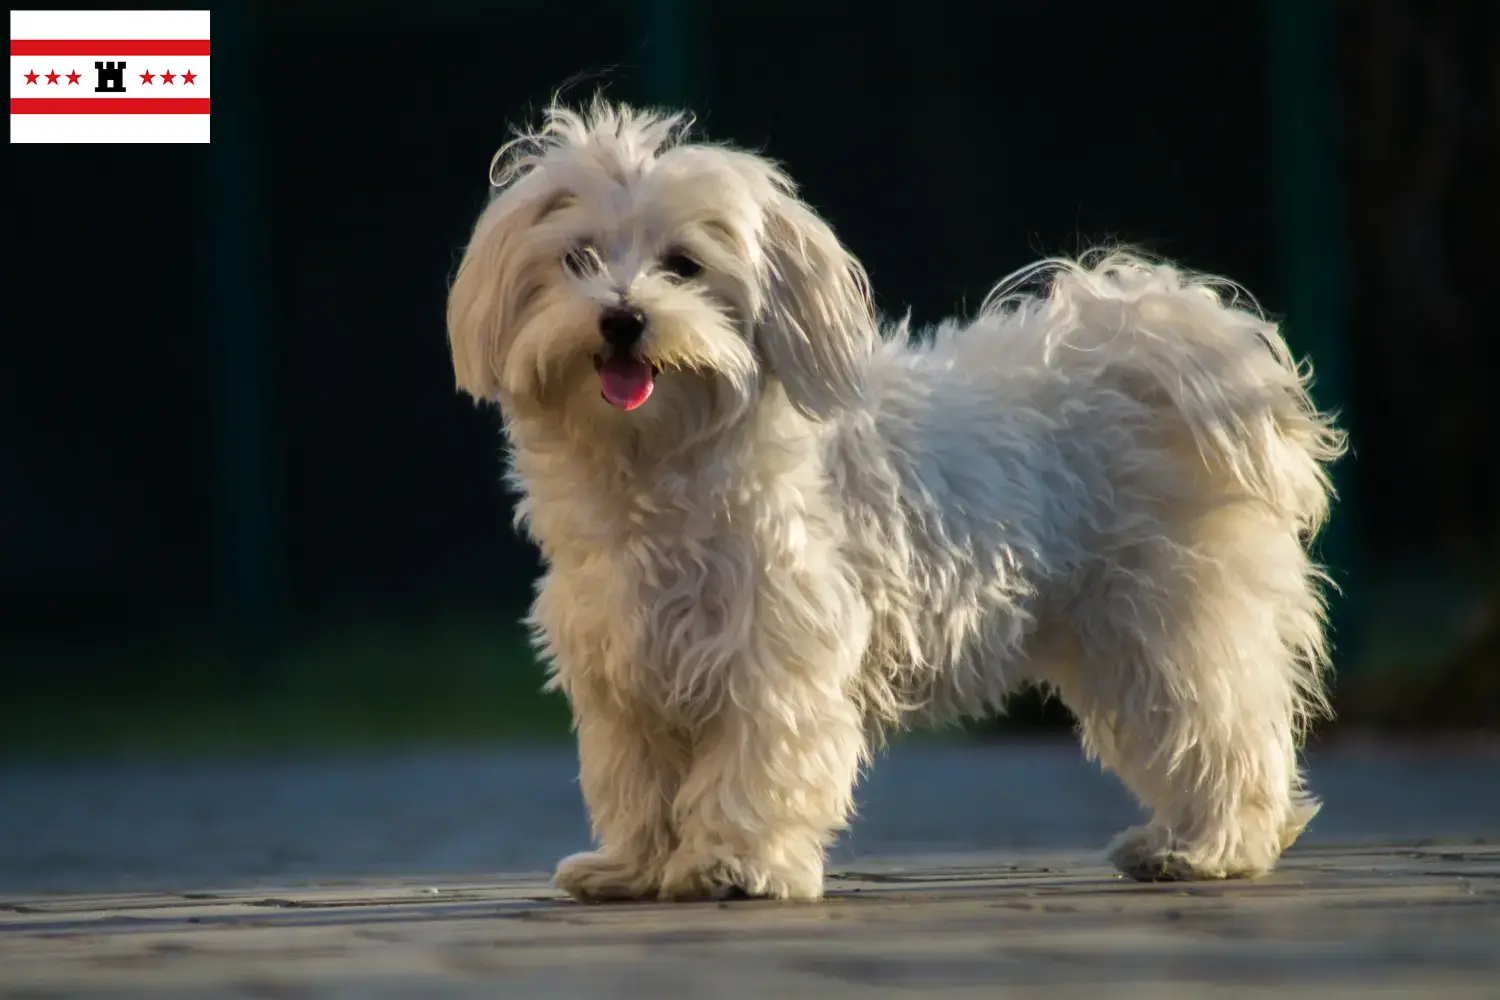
[5,0,1496,753]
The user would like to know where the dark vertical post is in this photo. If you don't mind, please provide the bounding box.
[214,0,280,675]
[1267,0,1361,671]
[640,0,697,109]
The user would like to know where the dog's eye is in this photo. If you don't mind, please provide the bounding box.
[563,242,598,277]
[661,251,702,280]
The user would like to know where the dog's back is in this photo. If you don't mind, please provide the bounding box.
[830,250,1345,744]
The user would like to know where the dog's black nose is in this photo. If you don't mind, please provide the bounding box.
[599,307,647,349]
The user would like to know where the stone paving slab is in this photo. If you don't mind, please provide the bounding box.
[1,843,1496,998]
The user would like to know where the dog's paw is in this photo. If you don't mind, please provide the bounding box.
[1107,824,1244,882]
[658,851,822,902]
[1281,792,1321,850]
[553,850,658,903]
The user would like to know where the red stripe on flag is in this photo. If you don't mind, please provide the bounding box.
[9,39,211,56]
[10,97,211,114]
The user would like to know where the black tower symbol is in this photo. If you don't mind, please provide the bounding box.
[94,61,126,93]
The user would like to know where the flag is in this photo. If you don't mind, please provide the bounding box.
[10,10,211,143]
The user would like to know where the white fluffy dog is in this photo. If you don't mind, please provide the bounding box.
[446,101,1346,902]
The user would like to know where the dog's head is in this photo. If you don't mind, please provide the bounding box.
[446,101,876,441]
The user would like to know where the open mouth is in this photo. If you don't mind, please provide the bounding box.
[593,354,658,411]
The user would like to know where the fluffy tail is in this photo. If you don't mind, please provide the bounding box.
[980,248,1348,539]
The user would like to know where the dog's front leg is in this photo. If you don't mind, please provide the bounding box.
[554,676,687,902]
[658,668,866,902]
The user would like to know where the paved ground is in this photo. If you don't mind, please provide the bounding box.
[5,740,1499,892]
[2,741,1497,996]
[2,843,1497,998]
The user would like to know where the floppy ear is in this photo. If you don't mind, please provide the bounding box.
[446,191,545,402]
[756,194,878,419]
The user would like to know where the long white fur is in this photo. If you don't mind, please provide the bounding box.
[446,101,1347,902]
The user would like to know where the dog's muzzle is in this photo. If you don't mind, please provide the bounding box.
[599,306,646,351]
[595,306,655,411]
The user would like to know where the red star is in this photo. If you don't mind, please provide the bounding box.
[45,69,60,85]
[66,69,81,85]
[180,69,196,85]
[139,69,155,85]
[159,69,176,84]
[23,69,39,85]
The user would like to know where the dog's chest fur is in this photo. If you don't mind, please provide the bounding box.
[516,429,867,722]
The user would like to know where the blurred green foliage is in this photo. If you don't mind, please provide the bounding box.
[0,617,572,757]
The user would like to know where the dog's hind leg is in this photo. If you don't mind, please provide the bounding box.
[1044,509,1328,881]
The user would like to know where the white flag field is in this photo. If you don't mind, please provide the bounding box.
[10,10,211,143]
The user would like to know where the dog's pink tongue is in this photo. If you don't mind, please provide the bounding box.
[598,356,655,410]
